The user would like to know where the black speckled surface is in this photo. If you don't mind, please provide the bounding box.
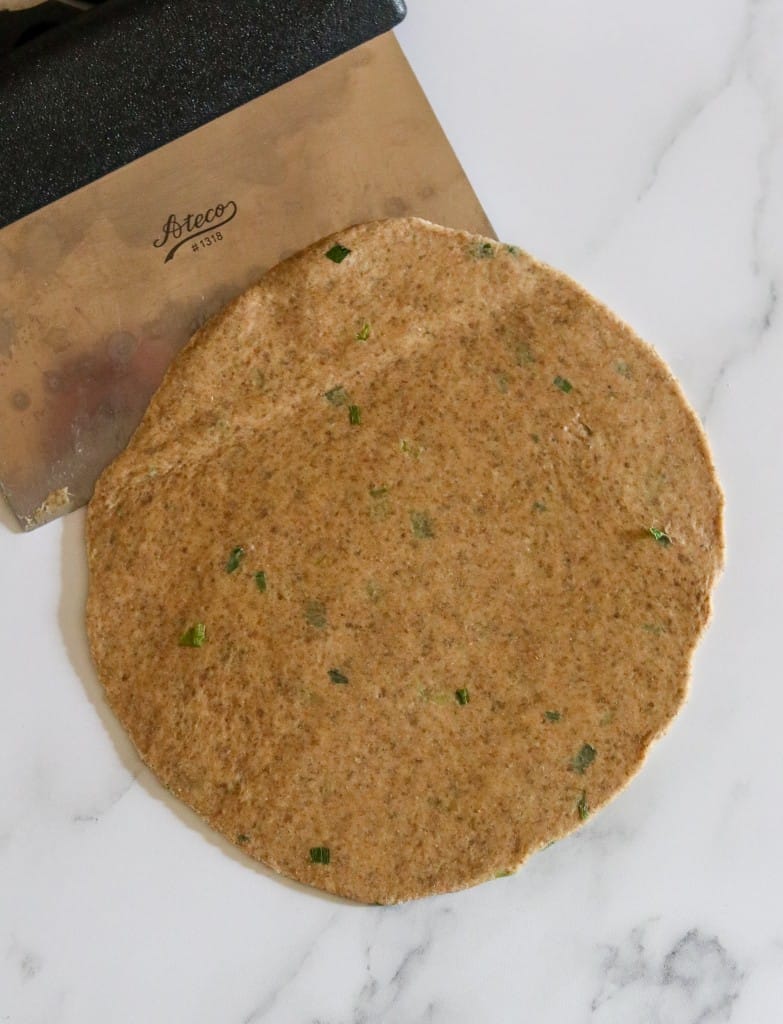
[0,0,406,229]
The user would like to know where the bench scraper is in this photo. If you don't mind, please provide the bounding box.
[0,0,492,530]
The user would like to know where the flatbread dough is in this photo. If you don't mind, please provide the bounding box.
[87,218,723,903]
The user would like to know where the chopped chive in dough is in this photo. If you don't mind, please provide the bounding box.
[309,846,331,864]
[356,321,371,342]
[533,500,548,513]
[305,600,327,629]
[179,623,207,647]
[237,833,250,844]
[226,546,245,573]
[455,688,470,705]
[577,792,590,821]
[472,241,495,259]
[495,372,509,393]
[328,668,349,685]
[400,438,424,458]
[530,433,540,443]
[642,622,665,635]
[366,580,382,603]
[544,710,561,722]
[495,869,513,878]
[615,361,632,378]
[649,526,672,546]
[505,244,521,256]
[348,404,362,426]
[254,571,267,594]
[570,743,597,774]
[410,511,435,539]
[369,486,390,520]
[514,341,536,366]
[554,375,573,393]
[370,495,390,521]
[325,244,351,263]
[324,385,349,407]
[419,687,451,706]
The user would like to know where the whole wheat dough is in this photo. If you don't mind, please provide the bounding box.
[87,218,724,903]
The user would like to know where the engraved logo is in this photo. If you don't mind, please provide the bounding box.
[153,201,238,263]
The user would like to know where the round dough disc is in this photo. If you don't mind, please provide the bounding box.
[87,218,724,903]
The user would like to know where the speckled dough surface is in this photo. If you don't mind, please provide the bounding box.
[86,218,724,903]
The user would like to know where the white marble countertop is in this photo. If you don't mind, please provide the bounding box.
[2,1,782,1020]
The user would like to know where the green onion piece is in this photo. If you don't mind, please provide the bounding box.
[348,405,362,426]
[515,341,536,365]
[324,385,349,407]
[533,501,548,513]
[455,688,470,705]
[554,376,573,393]
[310,846,331,864]
[410,511,435,539]
[400,438,424,458]
[369,485,388,499]
[179,623,207,647]
[649,526,672,546]
[254,571,267,593]
[237,833,250,844]
[570,743,597,774]
[577,792,590,821]
[505,244,521,256]
[544,710,561,722]
[419,687,451,706]
[472,241,496,259]
[305,600,327,629]
[325,244,351,263]
[226,546,245,573]
[495,869,513,878]
[356,322,371,342]
[328,668,349,685]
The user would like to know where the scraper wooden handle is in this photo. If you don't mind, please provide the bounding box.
[0,0,407,229]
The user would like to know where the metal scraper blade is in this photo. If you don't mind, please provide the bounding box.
[0,33,493,530]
